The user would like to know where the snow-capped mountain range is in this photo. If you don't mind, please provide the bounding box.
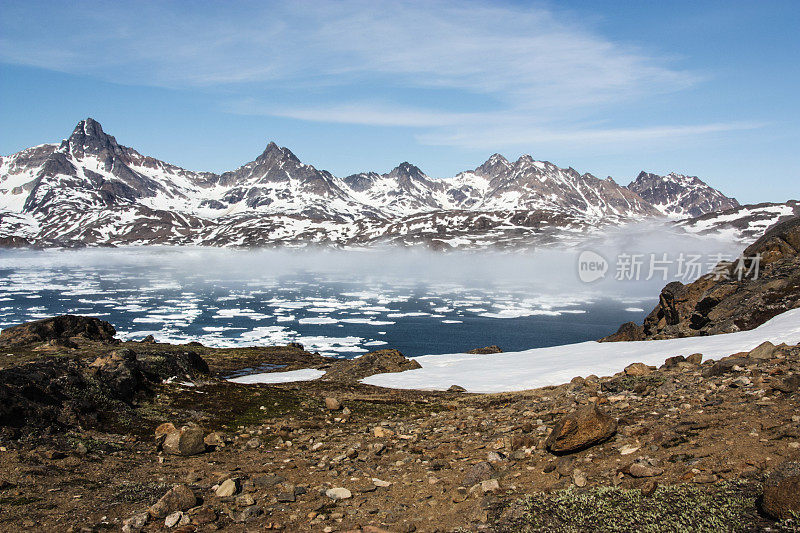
[0,118,758,249]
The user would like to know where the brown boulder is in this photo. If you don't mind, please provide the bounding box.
[748,341,778,360]
[624,362,655,376]
[324,397,342,410]
[162,425,206,456]
[762,461,800,520]
[148,485,197,519]
[546,405,617,455]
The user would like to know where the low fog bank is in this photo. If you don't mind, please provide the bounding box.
[0,221,743,302]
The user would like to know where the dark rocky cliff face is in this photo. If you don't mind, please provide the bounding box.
[602,216,800,341]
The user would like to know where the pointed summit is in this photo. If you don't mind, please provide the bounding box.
[474,153,510,177]
[627,170,739,217]
[63,117,121,157]
[255,141,301,166]
[388,162,427,180]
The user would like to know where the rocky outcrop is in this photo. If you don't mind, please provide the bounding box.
[602,216,800,341]
[0,346,209,434]
[466,345,503,354]
[0,315,118,347]
[321,349,421,382]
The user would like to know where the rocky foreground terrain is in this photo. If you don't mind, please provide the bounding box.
[1,219,800,532]
[0,322,799,531]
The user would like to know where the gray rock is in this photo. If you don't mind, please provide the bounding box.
[216,478,240,497]
[326,487,352,500]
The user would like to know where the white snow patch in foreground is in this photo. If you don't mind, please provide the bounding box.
[363,308,800,393]
[229,369,325,384]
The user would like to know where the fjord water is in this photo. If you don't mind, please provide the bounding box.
[0,234,739,358]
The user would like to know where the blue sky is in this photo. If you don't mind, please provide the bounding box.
[0,0,797,202]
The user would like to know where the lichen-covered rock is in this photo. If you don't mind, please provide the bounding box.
[762,461,800,520]
[0,315,118,347]
[546,405,617,455]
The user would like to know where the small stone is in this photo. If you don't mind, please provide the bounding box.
[216,478,240,497]
[686,353,703,365]
[624,362,654,376]
[663,355,686,368]
[373,426,395,438]
[324,397,342,410]
[462,461,494,486]
[641,480,659,497]
[619,444,639,456]
[204,431,226,448]
[730,376,751,388]
[372,478,391,487]
[188,506,217,526]
[572,469,587,487]
[773,374,800,394]
[627,463,664,478]
[487,451,505,463]
[325,487,352,500]
[276,492,296,502]
[236,493,256,506]
[481,479,500,493]
[122,512,149,533]
[164,511,183,528]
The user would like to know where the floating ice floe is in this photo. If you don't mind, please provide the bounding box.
[363,308,800,394]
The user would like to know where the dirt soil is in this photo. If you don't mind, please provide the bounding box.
[1,336,799,532]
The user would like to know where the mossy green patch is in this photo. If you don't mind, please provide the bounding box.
[510,482,766,532]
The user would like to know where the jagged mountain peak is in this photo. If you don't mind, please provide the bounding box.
[62,117,122,156]
[390,161,425,177]
[473,153,511,177]
[0,118,750,248]
[627,170,739,218]
[254,141,301,166]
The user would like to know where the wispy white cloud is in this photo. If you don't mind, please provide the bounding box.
[0,1,693,103]
[1,0,746,151]
[417,121,767,149]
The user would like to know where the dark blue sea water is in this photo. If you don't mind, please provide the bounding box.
[0,248,655,357]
